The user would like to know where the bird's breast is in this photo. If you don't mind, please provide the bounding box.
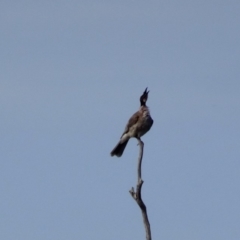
[137,114,153,137]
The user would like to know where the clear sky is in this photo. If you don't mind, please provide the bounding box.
[1,1,240,239]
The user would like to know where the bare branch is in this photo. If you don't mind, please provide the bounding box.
[129,139,152,240]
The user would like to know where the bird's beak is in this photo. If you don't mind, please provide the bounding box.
[144,87,149,95]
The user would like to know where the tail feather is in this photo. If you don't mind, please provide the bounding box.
[110,140,129,157]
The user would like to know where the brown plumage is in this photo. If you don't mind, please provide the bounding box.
[110,88,153,157]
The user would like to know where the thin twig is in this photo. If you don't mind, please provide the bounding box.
[129,139,152,240]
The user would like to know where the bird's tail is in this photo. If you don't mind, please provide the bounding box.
[110,140,129,157]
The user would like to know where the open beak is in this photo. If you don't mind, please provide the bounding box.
[144,87,149,95]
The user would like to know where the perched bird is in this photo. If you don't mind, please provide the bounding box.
[110,88,154,157]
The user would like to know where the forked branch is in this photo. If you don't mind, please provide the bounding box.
[129,139,152,240]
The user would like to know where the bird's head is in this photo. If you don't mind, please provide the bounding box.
[140,88,149,106]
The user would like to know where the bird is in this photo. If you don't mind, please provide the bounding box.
[110,88,153,157]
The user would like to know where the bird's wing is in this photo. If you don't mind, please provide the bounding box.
[121,111,140,137]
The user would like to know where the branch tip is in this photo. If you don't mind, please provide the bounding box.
[129,139,151,240]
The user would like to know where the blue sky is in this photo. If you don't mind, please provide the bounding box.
[1,1,240,239]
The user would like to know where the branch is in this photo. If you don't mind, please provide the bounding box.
[129,139,152,240]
